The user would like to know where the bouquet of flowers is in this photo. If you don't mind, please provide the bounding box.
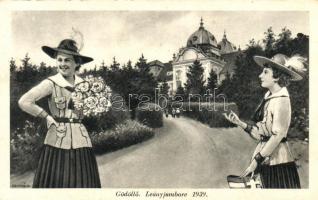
[71,75,112,117]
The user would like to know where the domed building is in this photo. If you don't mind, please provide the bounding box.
[171,18,238,93]
[149,18,239,96]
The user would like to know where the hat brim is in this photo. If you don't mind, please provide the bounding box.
[42,46,93,65]
[253,56,303,81]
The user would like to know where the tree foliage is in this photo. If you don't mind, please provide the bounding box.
[184,59,206,100]
[207,69,218,92]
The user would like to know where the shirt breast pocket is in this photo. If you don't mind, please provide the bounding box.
[54,97,66,110]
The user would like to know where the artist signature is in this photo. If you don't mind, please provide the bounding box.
[11,184,31,188]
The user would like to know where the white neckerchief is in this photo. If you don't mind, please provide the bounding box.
[264,87,290,100]
[48,73,84,88]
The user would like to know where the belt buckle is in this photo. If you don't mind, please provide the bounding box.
[69,118,74,123]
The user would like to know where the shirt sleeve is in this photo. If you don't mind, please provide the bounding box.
[18,79,53,117]
[260,97,291,157]
[246,121,267,140]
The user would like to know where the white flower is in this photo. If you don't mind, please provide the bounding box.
[72,92,83,101]
[84,96,98,109]
[98,97,110,107]
[91,81,105,93]
[94,106,106,113]
[76,81,90,93]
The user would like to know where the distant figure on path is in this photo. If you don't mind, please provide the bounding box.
[172,108,176,118]
[176,108,181,118]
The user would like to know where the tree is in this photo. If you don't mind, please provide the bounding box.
[219,72,232,96]
[263,27,276,57]
[175,86,185,102]
[274,27,292,55]
[10,58,17,73]
[110,57,120,71]
[21,53,31,70]
[207,69,218,92]
[126,60,133,70]
[222,42,265,119]
[159,79,170,97]
[135,54,149,72]
[184,59,205,100]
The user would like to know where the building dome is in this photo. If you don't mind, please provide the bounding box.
[218,31,237,54]
[187,18,218,48]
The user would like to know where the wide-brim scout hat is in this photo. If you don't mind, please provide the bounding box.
[253,53,307,81]
[42,39,93,65]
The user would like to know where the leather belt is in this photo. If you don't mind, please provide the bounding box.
[260,135,287,143]
[55,118,82,123]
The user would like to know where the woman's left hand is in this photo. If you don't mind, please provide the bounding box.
[240,159,258,177]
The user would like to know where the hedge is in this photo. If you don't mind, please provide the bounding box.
[91,119,154,154]
[180,102,238,128]
[135,103,163,128]
[10,119,154,174]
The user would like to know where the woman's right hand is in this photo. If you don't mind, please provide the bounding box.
[46,115,58,129]
[223,110,243,126]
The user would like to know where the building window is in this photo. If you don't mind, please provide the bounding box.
[175,70,182,88]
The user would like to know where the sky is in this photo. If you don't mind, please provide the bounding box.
[11,11,309,71]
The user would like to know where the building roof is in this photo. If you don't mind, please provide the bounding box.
[148,60,165,67]
[157,61,173,82]
[186,18,218,48]
[218,31,237,54]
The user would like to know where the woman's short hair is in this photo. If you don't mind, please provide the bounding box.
[264,64,291,87]
[73,56,82,71]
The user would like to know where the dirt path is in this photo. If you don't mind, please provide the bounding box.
[97,117,255,188]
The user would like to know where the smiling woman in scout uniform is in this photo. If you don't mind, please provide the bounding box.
[18,39,101,188]
[224,53,307,188]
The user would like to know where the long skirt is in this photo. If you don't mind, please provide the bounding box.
[33,145,101,188]
[259,162,301,188]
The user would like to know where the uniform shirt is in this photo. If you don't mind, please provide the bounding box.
[18,73,93,149]
[249,87,295,165]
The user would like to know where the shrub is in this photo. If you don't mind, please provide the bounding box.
[10,120,45,174]
[91,120,154,154]
[181,102,238,128]
[135,103,163,128]
[83,92,130,133]
[10,119,154,174]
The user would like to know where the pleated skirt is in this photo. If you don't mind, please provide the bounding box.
[259,162,301,188]
[33,145,101,188]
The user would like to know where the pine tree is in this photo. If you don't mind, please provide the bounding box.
[126,60,133,70]
[160,79,170,97]
[101,60,108,71]
[184,59,205,99]
[21,53,31,70]
[110,57,120,71]
[10,58,16,73]
[207,69,218,92]
[135,54,149,72]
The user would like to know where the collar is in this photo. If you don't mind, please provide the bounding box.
[264,87,289,100]
[48,73,84,88]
